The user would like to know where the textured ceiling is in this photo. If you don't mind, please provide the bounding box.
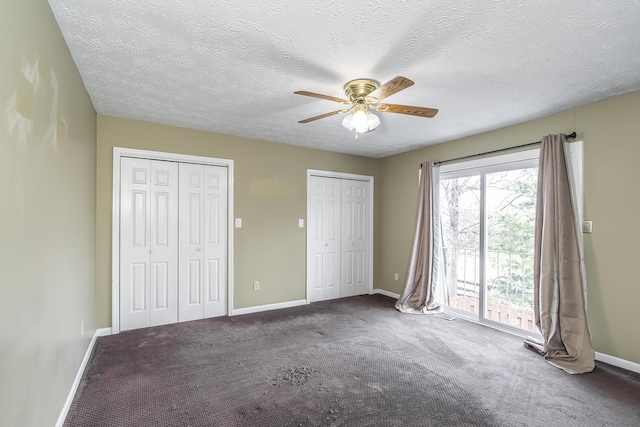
[48,0,640,158]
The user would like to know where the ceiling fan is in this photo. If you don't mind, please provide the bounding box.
[294,76,438,136]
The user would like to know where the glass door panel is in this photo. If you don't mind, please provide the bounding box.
[440,175,481,317]
[485,168,537,332]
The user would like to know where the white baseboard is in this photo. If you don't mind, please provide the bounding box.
[230,291,400,316]
[56,327,111,427]
[230,299,307,316]
[373,288,400,299]
[596,352,640,374]
[95,327,113,337]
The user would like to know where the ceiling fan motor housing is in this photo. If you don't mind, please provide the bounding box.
[344,79,379,103]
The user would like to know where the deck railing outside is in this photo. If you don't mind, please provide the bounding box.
[443,247,536,332]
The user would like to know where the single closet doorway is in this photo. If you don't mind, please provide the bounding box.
[306,170,373,302]
[112,148,234,333]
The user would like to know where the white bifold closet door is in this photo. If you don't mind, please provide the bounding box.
[120,157,179,330]
[308,177,342,302]
[120,158,227,331]
[178,163,227,322]
[340,179,369,298]
[307,176,370,302]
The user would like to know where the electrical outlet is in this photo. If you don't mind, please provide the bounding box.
[394,273,398,281]
[253,281,260,291]
[81,320,84,336]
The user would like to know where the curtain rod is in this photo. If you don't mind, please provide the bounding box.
[430,132,577,166]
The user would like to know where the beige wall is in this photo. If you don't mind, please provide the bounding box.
[0,0,97,425]
[379,91,640,365]
[96,116,381,327]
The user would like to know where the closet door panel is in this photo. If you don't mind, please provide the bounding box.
[341,180,369,297]
[149,160,178,326]
[120,158,151,330]
[203,165,227,318]
[179,164,206,322]
[179,163,228,321]
[307,176,341,302]
[121,158,179,331]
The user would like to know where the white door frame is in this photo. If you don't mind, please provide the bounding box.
[306,169,374,303]
[112,147,234,334]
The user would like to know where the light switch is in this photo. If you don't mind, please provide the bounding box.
[235,218,242,228]
[298,219,304,228]
[582,220,592,234]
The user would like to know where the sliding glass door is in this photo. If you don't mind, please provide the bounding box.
[439,151,539,335]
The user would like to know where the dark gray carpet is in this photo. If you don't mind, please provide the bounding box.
[64,295,640,426]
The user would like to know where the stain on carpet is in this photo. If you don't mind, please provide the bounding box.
[273,366,315,386]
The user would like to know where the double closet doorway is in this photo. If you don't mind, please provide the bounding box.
[306,170,373,302]
[112,148,234,333]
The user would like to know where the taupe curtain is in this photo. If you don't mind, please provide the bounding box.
[395,161,443,314]
[525,134,595,374]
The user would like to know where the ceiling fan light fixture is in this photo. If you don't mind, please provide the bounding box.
[366,112,380,130]
[354,111,380,133]
[341,113,355,131]
[342,109,380,133]
[352,109,368,129]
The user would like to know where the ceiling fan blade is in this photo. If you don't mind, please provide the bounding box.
[367,76,414,102]
[298,109,346,123]
[380,104,439,118]
[294,91,349,103]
